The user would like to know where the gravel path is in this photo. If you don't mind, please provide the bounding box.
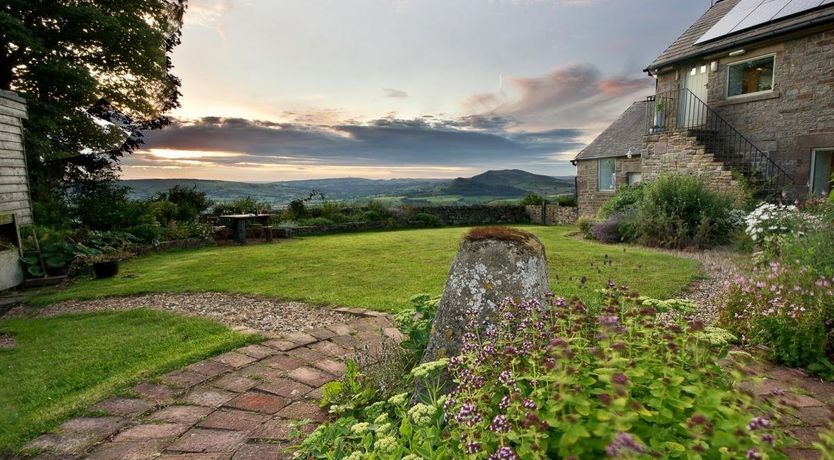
[658,247,742,325]
[4,293,354,336]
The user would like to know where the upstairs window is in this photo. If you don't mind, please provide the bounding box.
[727,55,774,97]
[598,158,615,191]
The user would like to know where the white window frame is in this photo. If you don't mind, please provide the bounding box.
[597,158,616,192]
[726,53,776,99]
[810,147,834,197]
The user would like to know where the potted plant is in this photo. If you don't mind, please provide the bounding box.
[91,249,133,279]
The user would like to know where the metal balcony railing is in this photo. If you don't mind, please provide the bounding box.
[645,89,794,196]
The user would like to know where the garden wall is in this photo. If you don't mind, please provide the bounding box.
[525,204,578,225]
[414,205,530,226]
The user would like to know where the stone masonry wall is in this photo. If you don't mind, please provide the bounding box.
[525,204,578,226]
[576,157,642,217]
[641,131,741,196]
[653,27,834,194]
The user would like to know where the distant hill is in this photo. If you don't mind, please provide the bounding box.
[123,170,575,206]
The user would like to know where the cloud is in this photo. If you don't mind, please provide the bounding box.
[464,63,654,130]
[127,115,584,176]
[383,88,409,99]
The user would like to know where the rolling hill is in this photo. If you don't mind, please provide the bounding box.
[123,170,575,206]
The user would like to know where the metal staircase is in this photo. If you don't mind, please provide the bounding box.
[645,89,794,199]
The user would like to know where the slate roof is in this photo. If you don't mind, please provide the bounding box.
[647,0,834,71]
[574,101,647,161]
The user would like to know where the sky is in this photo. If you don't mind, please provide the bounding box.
[122,0,710,181]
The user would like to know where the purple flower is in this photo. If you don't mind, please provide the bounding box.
[522,398,536,409]
[465,441,481,454]
[489,414,511,433]
[489,446,519,460]
[746,448,762,459]
[606,432,645,457]
[747,417,770,431]
[612,373,629,385]
[498,370,515,386]
[499,395,510,410]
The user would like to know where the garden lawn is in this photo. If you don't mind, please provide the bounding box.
[0,310,256,453]
[29,226,700,311]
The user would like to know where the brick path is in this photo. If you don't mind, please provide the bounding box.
[24,309,402,460]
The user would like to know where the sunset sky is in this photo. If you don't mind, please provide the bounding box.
[123,0,709,181]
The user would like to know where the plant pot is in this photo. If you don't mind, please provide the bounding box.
[93,261,119,279]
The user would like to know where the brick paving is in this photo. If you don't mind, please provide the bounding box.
[20,305,834,459]
[23,310,400,459]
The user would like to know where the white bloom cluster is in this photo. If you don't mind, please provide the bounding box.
[744,203,799,242]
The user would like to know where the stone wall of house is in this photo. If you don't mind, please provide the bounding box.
[0,90,33,225]
[652,27,834,194]
[641,131,741,196]
[576,157,642,216]
[525,204,578,226]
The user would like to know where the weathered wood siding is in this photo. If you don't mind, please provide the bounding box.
[0,90,33,225]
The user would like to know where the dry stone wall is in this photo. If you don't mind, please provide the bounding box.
[525,204,578,225]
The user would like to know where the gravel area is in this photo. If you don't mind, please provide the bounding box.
[662,247,742,325]
[4,293,355,336]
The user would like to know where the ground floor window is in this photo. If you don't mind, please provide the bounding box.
[598,158,615,191]
[810,148,833,196]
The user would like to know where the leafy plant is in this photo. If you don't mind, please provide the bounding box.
[520,193,546,206]
[576,215,597,240]
[635,174,733,249]
[719,261,834,372]
[597,183,646,219]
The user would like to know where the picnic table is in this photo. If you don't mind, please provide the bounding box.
[220,213,273,244]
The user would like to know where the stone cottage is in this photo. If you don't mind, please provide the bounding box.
[574,0,834,217]
[0,90,33,290]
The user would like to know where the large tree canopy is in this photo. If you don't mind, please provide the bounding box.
[0,0,186,215]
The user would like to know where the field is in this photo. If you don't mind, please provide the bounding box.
[30,226,700,310]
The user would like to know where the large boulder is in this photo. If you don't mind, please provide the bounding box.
[421,227,550,362]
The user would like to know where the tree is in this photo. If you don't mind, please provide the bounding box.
[0,0,187,219]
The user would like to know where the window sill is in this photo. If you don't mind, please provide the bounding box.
[714,91,781,107]
[596,190,616,194]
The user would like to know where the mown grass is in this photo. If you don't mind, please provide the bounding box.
[29,226,700,311]
[0,310,257,453]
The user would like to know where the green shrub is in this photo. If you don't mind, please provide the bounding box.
[298,290,785,459]
[212,197,269,216]
[297,217,335,227]
[552,194,577,207]
[720,261,834,373]
[635,174,733,249]
[409,212,442,227]
[520,193,546,206]
[148,200,179,226]
[576,215,597,239]
[156,185,212,221]
[597,183,646,219]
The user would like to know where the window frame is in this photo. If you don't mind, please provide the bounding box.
[725,53,776,99]
[810,147,834,197]
[597,158,616,192]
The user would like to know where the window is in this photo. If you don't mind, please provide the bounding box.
[727,55,774,97]
[810,149,833,197]
[598,158,615,191]
[627,172,642,186]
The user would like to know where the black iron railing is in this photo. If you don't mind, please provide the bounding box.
[645,89,794,196]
